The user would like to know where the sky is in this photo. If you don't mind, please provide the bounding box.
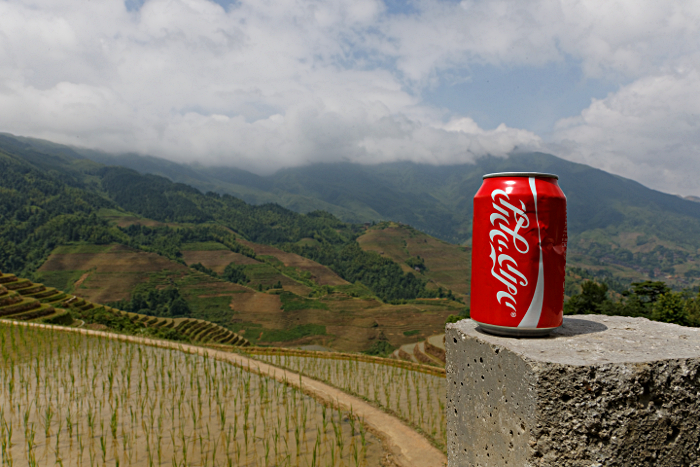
[0,0,699,196]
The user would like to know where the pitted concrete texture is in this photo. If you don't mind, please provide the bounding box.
[445,315,700,467]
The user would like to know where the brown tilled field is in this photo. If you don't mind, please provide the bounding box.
[229,291,283,326]
[358,223,471,299]
[37,244,189,302]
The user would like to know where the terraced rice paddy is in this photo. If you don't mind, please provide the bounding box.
[253,353,447,451]
[0,323,385,466]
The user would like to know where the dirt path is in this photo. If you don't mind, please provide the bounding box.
[3,320,447,467]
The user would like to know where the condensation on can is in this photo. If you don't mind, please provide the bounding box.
[469,172,567,337]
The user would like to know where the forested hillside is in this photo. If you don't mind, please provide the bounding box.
[57,137,700,287]
[0,135,453,304]
[3,132,700,289]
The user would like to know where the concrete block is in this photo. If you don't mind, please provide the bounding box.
[445,315,700,467]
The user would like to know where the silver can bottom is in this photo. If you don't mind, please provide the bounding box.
[474,321,560,338]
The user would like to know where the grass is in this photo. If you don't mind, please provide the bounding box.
[186,294,236,316]
[258,324,327,343]
[0,322,384,466]
[229,322,264,343]
[34,270,86,294]
[243,263,288,285]
[96,207,131,219]
[180,242,228,251]
[326,283,376,299]
[403,330,421,337]
[51,244,116,255]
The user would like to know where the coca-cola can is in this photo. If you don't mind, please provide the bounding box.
[470,172,567,337]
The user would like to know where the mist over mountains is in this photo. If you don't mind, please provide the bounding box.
[57,137,700,247]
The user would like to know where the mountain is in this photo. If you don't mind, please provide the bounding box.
[0,134,467,352]
[57,142,700,245]
[2,133,700,285]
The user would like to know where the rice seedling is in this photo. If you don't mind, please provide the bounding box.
[254,351,448,451]
[0,322,385,466]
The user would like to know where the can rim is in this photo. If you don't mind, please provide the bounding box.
[483,172,558,180]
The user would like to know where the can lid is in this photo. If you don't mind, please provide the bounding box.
[483,172,558,180]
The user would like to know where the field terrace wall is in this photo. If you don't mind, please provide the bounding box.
[0,270,249,346]
[392,333,446,367]
[0,271,68,324]
[241,346,445,377]
[445,316,700,467]
[116,311,251,346]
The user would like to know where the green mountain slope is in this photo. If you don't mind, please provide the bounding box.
[0,134,457,303]
[57,141,700,247]
[2,133,700,286]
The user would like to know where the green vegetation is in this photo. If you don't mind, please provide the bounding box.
[243,263,285,286]
[362,340,396,357]
[51,243,115,254]
[405,256,426,272]
[35,269,87,293]
[183,293,237,326]
[258,324,327,342]
[403,330,421,337]
[286,242,446,302]
[109,286,192,317]
[71,305,191,341]
[119,223,255,262]
[564,279,700,326]
[180,241,228,251]
[189,262,217,277]
[0,137,465,308]
[222,262,249,284]
[571,241,693,278]
[445,307,470,324]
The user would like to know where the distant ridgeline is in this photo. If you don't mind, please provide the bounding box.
[0,133,453,303]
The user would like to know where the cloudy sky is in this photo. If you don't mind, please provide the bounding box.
[1,0,699,196]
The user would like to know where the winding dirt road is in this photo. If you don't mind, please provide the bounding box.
[3,320,447,467]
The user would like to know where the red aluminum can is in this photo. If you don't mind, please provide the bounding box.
[470,172,567,336]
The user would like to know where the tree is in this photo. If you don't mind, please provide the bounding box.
[169,297,191,317]
[629,281,670,304]
[684,291,700,326]
[652,292,689,326]
[222,263,249,285]
[564,281,610,314]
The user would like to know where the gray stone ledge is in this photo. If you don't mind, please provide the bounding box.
[446,315,700,467]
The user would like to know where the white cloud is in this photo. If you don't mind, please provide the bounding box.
[551,66,700,196]
[0,0,698,193]
[0,0,544,172]
[383,0,700,83]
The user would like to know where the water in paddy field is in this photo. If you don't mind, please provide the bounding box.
[0,324,386,466]
[254,354,447,452]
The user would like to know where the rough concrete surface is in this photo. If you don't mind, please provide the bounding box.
[446,315,700,467]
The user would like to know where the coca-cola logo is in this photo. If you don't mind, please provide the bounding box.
[488,188,531,317]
